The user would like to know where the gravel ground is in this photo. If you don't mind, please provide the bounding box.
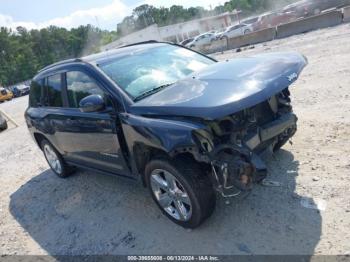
[0,23,350,256]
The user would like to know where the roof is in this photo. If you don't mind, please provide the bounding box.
[38,41,168,74]
[82,41,167,64]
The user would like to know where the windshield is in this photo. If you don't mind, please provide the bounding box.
[99,45,215,100]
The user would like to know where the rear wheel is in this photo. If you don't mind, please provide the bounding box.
[41,139,74,178]
[244,29,251,34]
[145,158,216,228]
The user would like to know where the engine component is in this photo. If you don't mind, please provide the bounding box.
[209,144,257,197]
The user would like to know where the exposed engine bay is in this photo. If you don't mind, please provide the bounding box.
[195,88,297,197]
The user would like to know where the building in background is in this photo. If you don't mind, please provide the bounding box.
[102,11,240,50]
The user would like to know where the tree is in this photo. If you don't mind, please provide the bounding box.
[0,25,117,86]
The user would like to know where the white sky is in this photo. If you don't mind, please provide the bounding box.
[0,0,226,30]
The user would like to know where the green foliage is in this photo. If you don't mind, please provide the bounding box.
[0,25,118,86]
[117,5,212,35]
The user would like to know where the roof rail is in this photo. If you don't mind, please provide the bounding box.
[38,58,84,73]
[119,40,161,49]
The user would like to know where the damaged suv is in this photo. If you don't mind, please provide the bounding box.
[25,41,307,228]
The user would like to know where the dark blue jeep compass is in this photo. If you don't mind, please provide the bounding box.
[25,41,307,228]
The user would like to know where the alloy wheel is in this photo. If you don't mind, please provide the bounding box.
[44,144,62,174]
[150,169,192,221]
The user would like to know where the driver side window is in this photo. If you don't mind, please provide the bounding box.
[66,71,109,108]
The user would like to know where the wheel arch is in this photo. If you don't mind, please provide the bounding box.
[133,143,205,187]
[33,132,47,150]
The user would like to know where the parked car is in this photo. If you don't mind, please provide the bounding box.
[252,11,297,31]
[0,113,7,131]
[185,32,216,48]
[217,23,253,39]
[283,0,350,18]
[179,38,194,46]
[241,16,259,26]
[25,41,307,228]
[0,88,13,103]
[10,84,30,97]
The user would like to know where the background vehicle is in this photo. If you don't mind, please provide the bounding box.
[179,38,194,46]
[252,11,296,31]
[25,42,307,228]
[217,23,252,39]
[283,0,350,18]
[0,88,13,102]
[241,16,259,26]
[0,113,7,131]
[185,32,216,48]
[9,85,30,97]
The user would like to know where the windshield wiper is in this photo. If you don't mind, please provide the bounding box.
[134,83,175,102]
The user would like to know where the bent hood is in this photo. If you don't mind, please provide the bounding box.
[130,52,307,120]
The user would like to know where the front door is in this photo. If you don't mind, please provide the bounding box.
[52,70,131,177]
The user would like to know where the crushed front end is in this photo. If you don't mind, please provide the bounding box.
[193,87,297,197]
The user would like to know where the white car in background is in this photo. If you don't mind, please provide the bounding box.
[217,23,253,40]
[185,32,216,48]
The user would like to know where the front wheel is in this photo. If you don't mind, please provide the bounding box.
[41,139,74,178]
[145,158,216,228]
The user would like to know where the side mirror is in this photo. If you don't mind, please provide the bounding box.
[79,95,105,113]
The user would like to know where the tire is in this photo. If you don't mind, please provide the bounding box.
[273,137,290,152]
[41,139,74,178]
[0,120,7,131]
[145,157,216,228]
[273,127,297,152]
[244,29,251,35]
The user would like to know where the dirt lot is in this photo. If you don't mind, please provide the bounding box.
[1,23,350,256]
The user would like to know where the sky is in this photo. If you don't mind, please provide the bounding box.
[0,0,225,30]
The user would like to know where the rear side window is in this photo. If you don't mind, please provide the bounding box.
[66,71,105,108]
[29,80,43,107]
[46,74,63,107]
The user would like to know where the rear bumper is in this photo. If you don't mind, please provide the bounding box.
[244,113,298,151]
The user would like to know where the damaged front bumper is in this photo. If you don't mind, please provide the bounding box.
[245,113,298,151]
[208,112,298,198]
